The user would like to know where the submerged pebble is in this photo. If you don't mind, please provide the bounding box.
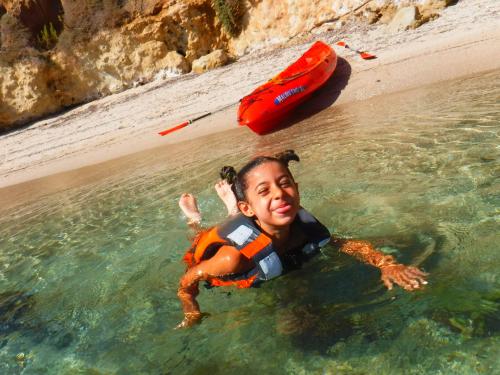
[15,352,25,361]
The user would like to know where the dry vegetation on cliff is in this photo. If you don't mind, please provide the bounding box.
[0,0,456,130]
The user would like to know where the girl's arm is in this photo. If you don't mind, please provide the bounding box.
[331,237,428,291]
[176,245,244,329]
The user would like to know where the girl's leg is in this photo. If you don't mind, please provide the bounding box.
[215,180,239,216]
[179,181,238,231]
[179,193,202,231]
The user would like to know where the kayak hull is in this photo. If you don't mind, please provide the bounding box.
[238,41,337,135]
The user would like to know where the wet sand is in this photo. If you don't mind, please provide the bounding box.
[1,0,499,189]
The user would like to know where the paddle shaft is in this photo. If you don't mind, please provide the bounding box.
[158,99,243,136]
[158,112,212,136]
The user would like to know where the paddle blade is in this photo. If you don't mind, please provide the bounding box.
[360,51,376,60]
[158,121,189,136]
[336,41,376,60]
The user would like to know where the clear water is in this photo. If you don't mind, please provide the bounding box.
[0,70,499,374]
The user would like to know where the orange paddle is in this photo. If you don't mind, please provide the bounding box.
[158,112,211,136]
[335,41,376,60]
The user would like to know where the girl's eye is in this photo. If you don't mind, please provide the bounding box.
[258,188,269,195]
[280,179,291,187]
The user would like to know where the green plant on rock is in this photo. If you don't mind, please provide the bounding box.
[212,0,244,36]
[37,22,59,49]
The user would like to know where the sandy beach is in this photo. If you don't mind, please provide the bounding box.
[1,0,499,189]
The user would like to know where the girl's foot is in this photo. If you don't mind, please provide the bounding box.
[179,193,202,225]
[215,180,239,216]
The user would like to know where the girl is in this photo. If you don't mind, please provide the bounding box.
[176,150,428,329]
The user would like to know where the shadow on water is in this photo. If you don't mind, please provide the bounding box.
[0,290,78,351]
[0,291,34,348]
[168,362,252,375]
[272,231,442,354]
[259,56,351,135]
[273,224,500,355]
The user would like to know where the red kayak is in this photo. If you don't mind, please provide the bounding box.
[238,41,337,135]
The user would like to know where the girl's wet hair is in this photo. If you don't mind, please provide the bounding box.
[220,150,300,201]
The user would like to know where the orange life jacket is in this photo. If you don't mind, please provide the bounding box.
[183,208,330,288]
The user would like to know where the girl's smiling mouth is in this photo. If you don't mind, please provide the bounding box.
[274,202,293,214]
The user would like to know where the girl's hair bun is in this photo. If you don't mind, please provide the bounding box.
[274,149,300,166]
[220,166,237,184]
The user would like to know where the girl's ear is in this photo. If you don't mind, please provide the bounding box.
[237,201,255,218]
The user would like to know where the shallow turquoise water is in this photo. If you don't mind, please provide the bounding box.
[0,70,499,374]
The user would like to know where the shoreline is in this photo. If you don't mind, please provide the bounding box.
[1,0,499,189]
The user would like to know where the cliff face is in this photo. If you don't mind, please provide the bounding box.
[0,0,453,130]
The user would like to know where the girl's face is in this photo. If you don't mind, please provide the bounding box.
[237,161,300,231]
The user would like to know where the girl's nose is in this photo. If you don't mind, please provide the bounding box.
[271,184,284,199]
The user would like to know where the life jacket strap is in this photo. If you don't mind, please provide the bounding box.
[240,233,272,258]
[209,274,258,288]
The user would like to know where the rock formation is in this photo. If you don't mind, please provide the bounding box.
[0,0,456,130]
[191,49,230,73]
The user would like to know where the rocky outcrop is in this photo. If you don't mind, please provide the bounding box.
[0,0,457,130]
[191,49,230,73]
[387,6,420,32]
[0,0,227,129]
[1,0,63,38]
[0,53,57,126]
[385,0,453,32]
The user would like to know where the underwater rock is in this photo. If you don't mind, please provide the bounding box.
[275,306,317,336]
[15,352,27,368]
[15,352,25,361]
[0,291,34,334]
[318,315,498,374]
[428,279,500,339]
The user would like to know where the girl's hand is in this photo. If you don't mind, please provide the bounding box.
[380,264,428,291]
[174,311,203,329]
